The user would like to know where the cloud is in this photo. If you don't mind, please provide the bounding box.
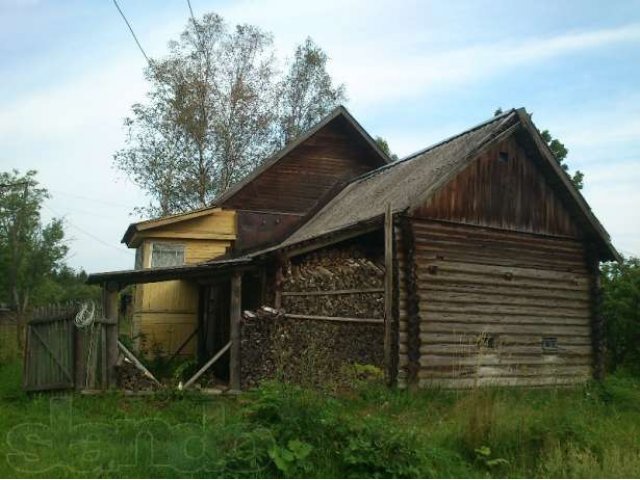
[0,50,151,272]
[328,23,640,107]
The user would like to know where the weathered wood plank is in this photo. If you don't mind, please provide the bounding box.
[282,288,384,296]
[229,272,242,391]
[412,321,591,336]
[420,283,590,301]
[103,287,119,389]
[400,332,592,345]
[399,344,592,356]
[285,314,383,324]
[417,376,588,389]
[400,354,589,368]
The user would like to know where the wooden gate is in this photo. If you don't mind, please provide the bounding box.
[23,304,113,392]
[23,306,77,391]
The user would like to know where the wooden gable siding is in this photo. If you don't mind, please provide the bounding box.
[235,210,304,252]
[415,136,581,238]
[221,118,382,214]
[397,219,593,388]
[132,210,235,244]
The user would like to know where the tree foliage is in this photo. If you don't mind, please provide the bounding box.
[602,256,640,372]
[115,14,346,217]
[539,130,584,190]
[276,37,346,146]
[374,136,399,161]
[0,170,68,346]
[494,107,584,190]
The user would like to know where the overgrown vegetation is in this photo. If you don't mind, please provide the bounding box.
[603,256,640,373]
[1,359,639,478]
[0,170,99,349]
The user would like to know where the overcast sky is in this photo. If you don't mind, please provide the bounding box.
[1,0,639,273]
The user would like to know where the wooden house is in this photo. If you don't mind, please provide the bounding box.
[89,107,618,390]
[109,107,389,360]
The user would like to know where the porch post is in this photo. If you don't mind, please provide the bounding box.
[229,271,242,391]
[103,282,119,389]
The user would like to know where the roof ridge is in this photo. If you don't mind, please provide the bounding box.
[341,108,518,188]
[209,104,390,207]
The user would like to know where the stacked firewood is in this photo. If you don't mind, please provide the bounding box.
[240,307,284,388]
[282,247,385,318]
[240,306,384,389]
[115,358,159,391]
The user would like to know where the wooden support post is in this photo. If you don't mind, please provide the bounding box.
[229,272,242,392]
[274,264,283,309]
[384,204,394,386]
[103,282,119,389]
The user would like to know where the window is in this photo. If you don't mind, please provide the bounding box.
[151,243,185,268]
[542,337,558,353]
[478,333,496,349]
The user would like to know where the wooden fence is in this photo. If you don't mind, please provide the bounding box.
[23,303,116,392]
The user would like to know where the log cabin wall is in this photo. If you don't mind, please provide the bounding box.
[398,135,594,388]
[404,219,592,388]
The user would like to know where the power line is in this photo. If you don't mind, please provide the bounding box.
[186,0,196,21]
[111,0,151,64]
[43,204,132,257]
[48,188,136,209]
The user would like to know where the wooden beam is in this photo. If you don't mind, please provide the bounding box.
[282,288,384,297]
[285,314,384,324]
[168,327,199,363]
[181,341,231,390]
[103,284,119,389]
[144,232,235,241]
[229,272,242,391]
[118,340,161,386]
[384,203,394,385]
[284,222,381,259]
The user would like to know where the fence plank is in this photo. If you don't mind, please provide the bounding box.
[30,327,73,383]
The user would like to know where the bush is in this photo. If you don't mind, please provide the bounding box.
[244,381,428,477]
[602,256,640,373]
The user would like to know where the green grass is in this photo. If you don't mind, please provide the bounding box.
[1,360,640,478]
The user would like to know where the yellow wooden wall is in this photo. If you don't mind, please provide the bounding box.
[131,210,235,357]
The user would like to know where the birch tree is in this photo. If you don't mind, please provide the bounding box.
[114,15,345,217]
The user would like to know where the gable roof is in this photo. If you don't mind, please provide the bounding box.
[211,105,391,207]
[122,105,389,247]
[277,108,619,262]
[281,109,519,245]
[121,206,222,246]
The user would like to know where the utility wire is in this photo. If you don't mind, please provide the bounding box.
[111,0,151,64]
[43,204,132,257]
[186,0,196,21]
[48,188,136,209]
